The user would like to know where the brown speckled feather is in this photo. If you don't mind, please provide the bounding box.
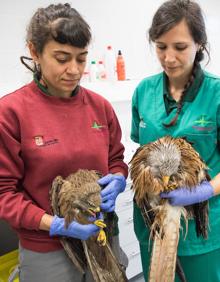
[50,169,128,282]
[50,175,86,273]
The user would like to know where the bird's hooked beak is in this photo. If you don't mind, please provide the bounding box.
[162,175,170,187]
[73,200,100,217]
[88,207,100,217]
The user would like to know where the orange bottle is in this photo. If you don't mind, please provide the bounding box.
[116,50,126,81]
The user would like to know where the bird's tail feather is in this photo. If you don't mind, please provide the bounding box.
[149,203,187,282]
[83,241,128,282]
[60,238,86,274]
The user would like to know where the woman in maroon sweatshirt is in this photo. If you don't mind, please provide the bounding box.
[0,3,128,281]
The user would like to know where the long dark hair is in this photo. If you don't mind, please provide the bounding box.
[20,3,91,78]
[148,0,210,127]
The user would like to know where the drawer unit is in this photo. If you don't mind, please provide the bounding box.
[115,177,143,279]
[117,207,136,247]
[116,187,134,212]
[124,240,142,279]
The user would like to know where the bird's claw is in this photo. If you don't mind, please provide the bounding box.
[167,183,178,190]
[94,219,106,228]
[97,229,107,246]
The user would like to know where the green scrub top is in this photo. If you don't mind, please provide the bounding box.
[131,67,220,256]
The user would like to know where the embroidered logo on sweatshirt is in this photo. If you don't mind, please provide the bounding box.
[192,115,214,131]
[34,136,59,147]
[91,121,105,130]
[34,136,44,146]
[139,118,146,128]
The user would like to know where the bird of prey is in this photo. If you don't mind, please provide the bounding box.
[50,169,128,282]
[129,136,209,282]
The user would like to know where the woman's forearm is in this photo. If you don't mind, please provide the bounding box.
[39,214,54,231]
[210,173,220,195]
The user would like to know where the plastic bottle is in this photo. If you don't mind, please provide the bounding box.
[97,60,107,81]
[89,61,98,82]
[116,50,126,81]
[104,46,116,82]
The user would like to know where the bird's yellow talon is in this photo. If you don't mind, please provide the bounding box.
[167,184,178,190]
[94,219,106,228]
[97,229,107,246]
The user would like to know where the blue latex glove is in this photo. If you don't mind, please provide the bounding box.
[160,181,214,206]
[50,215,100,240]
[98,174,126,212]
[87,212,103,222]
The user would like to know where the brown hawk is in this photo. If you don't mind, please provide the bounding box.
[129,136,210,282]
[50,169,128,282]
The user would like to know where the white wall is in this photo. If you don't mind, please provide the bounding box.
[1,0,220,96]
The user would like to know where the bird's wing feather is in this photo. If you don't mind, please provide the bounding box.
[50,176,63,216]
[129,136,210,282]
[175,137,210,238]
[176,137,208,186]
[51,169,128,281]
[50,176,86,274]
[83,240,128,282]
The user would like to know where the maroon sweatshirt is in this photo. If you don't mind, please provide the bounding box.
[0,81,128,252]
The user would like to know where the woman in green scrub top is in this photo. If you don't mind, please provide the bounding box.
[131,0,220,281]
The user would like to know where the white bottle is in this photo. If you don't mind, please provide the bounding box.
[97,60,107,81]
[89,61,98,82]
[104,46,117,82]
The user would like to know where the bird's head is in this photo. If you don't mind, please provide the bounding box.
[74,189,101,216]
[70,182,102,223]
[148,141,181,188]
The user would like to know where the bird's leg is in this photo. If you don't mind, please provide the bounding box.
[94,219,107,246]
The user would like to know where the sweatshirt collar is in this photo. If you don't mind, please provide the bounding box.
[33,74,80,97]
[32,77,87,105]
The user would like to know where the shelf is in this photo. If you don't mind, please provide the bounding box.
[80,80,140,103]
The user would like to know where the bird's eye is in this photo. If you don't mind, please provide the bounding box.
[88,201,96,208]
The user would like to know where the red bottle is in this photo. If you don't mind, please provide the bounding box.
[116,50,126,81]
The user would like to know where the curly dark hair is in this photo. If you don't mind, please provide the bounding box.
[21,3,91,74]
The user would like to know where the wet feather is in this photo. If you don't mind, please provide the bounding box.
[50,169,128,282]
[129,136,209,282]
